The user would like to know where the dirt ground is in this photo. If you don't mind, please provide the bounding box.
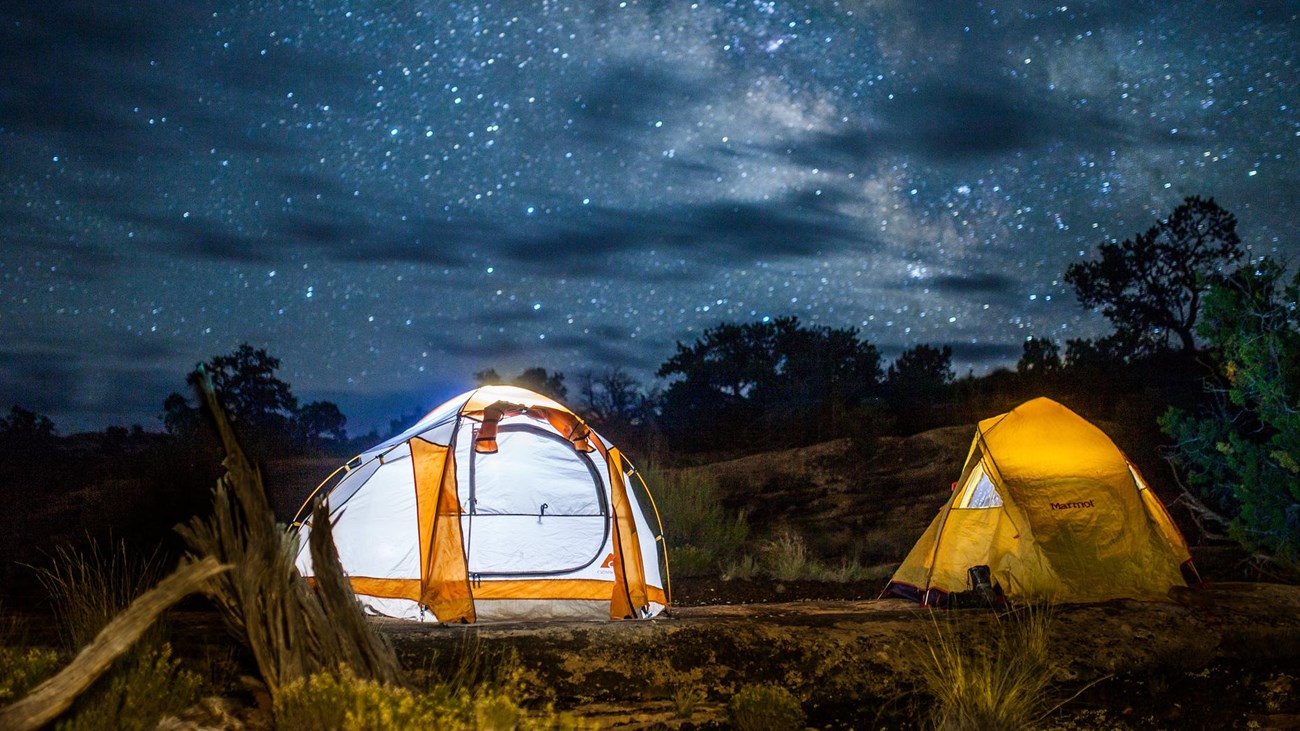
[10,427,1298,729]
[373,581,1300,730]
[207,430,1300,728]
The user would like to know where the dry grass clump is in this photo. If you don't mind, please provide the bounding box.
[29,540,166,651]
[915,605,1059,731]
[4,535,220,728]
[7,540,216,731]
[727,683,805,731]
[640,465,749,576]
[759,530,809,581]
[671,684,706,720]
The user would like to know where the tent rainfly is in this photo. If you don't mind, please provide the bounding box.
[293,385,669,623]
[886,397,1198,606]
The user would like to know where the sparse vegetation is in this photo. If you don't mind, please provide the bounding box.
[55,644,200,731]
[728,683,805,731]
[641,465,749,576]
[29,540,166,651]
[914,605,1060,731]
[721,531,890,583]
[274,663,580,731]
[0,646,61,705]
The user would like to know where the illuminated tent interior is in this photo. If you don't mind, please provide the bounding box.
[294,385,669,623]
[887,397,1197,605]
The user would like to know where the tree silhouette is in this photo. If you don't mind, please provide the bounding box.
[0,405,57,457]
[657,317,882,449]
[657,321,780,402]
[474,366,568,401]
[190,344,298,435]
[578,367,657,426]
[295,400,348,449]
[885,344,954,397]
[1017,337,1061,374]
[163,343,346,456]
[1064,196,1244,358]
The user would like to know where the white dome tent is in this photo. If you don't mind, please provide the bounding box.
[293,385,669,623]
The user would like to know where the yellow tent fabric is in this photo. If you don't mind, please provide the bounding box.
[888,398,1195,605]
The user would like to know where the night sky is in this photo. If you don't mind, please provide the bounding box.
[1,1,1296,435]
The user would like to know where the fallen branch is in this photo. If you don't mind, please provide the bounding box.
[0,557,228,731]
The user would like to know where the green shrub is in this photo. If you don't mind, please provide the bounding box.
[0,645,62,704]
[915,606,1058,731]
[728,683,805,731]
[1160,258,1300,566]
[56,643,201,731]
[640,465,749,575]
[669,546,717,578]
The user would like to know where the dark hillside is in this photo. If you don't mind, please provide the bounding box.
[685,428,969,564]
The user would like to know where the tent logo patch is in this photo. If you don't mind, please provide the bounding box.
[1050,499,1095,511]
[600,553,616,569]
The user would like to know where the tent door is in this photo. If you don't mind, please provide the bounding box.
[463,424,609,577]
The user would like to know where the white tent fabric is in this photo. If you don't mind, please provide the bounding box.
[294,385,668,623]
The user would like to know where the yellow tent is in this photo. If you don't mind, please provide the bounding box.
[887,397,1197,605]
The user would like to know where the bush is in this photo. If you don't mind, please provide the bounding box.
[728,683,805,731]
[56,644,201,731]
[274,664,582,731]
[275,666,444,731]
[0,645,62,704]
[1161,259,1300,566]
[640,465,749,576]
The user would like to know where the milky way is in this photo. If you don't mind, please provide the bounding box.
[1,1,1296,433]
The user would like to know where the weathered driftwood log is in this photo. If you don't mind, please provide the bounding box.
[175,369,402,700]
[0,557,228,731]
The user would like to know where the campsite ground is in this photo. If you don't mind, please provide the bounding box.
[381,424,1300,729]
[369,577,1300,730]
[7,424,1300,729]
[333,424,1300,728]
